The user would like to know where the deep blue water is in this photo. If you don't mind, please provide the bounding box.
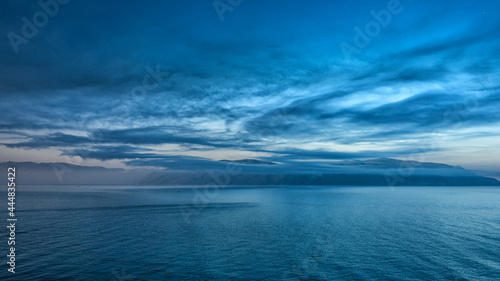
[2,186,500,280]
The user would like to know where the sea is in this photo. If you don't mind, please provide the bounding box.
[2,185,500,280]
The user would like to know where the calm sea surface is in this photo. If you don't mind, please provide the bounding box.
[2,186,500,280]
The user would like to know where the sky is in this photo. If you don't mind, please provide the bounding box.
[1,0,499,174]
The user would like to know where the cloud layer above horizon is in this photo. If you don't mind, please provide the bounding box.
[1,0,500,172]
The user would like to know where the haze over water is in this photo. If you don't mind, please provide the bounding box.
[3,186,499,280]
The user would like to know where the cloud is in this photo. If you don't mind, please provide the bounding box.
[60,145,160,161]
[6,127,241,149]
[243,88,500,145]
[0,0,500,171]
[259,147,440,161]
[6,133,90,149]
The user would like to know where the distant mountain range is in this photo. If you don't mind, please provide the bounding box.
[1,158,499,186]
